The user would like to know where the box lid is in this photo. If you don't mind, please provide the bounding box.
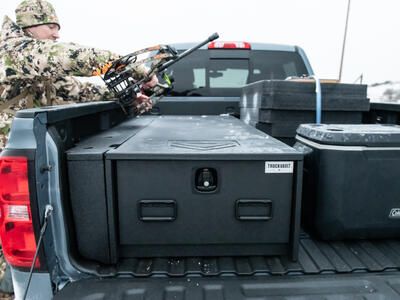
[296,124,400,147]
[106,115,302,160]
[240,80,369,111]
[66,117,154,161]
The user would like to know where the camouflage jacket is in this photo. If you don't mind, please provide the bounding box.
[0,16,123,148]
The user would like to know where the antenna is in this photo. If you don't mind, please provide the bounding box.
[353,73,363,84]
[338,0,351,82]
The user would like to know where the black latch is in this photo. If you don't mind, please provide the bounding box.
[195,168,218,192]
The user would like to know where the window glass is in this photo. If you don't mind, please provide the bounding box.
[167,49,309,97]
[209,59,249,88]
[193,68,205,88]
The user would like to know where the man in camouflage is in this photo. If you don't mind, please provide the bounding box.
[0,0,154,149]
[0,1,157,293]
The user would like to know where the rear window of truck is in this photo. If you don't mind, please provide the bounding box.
[167,49,309,97]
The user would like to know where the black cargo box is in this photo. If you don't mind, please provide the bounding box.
[240,80,369,110]
[67,116,303,263]
[240,80,369,144]
[295,123,400,240]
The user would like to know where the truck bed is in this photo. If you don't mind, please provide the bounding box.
[11,102,400,299]
[54,235,400,299]
[54,273,400,299]
[101,235,400,277]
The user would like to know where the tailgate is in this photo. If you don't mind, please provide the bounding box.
[54,273,400,299]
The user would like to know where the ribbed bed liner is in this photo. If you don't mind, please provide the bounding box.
[117,237,400,277]
[55,237,400,299]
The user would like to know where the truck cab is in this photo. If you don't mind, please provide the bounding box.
[153,41,313,116]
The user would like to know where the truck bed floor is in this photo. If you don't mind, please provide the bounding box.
[55,272,400,299]
[116,236,400,277]
[55,236,400,299]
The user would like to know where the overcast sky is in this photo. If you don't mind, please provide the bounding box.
[1,0,399,85]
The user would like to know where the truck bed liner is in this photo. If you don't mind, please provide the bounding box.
[54,236,400,299]
[114,237,400,277]
[54,273,400,299]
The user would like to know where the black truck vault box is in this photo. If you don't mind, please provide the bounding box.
[295,123,400,240]
[240,80,369,145]
[92,115,303,261]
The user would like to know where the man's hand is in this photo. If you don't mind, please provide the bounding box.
[141,74,159,90]
[133,92,153,114]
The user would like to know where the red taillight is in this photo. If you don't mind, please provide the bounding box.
[0,156,39,268]
[208,41,251,49]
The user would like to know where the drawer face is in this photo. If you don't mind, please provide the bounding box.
[117,160,294,246]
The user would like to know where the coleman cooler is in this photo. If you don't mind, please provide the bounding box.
[102,115,303,260]
[295,123,400,240]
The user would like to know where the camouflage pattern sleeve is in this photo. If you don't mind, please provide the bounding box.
[53,76,115,102]
[3,39,120,78]
[0,112,12,149]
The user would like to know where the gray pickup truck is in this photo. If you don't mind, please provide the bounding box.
[2,41,400,299]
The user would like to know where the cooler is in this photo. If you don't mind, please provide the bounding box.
[295,123,400,240]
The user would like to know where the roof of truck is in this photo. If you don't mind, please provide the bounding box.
[172,42,300,52]
[170,41,314,78]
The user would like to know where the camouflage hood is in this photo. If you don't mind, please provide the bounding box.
[0,16,27,45]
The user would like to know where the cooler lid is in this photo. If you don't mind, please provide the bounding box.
[107,115,302,160]
[296,123,400,147]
